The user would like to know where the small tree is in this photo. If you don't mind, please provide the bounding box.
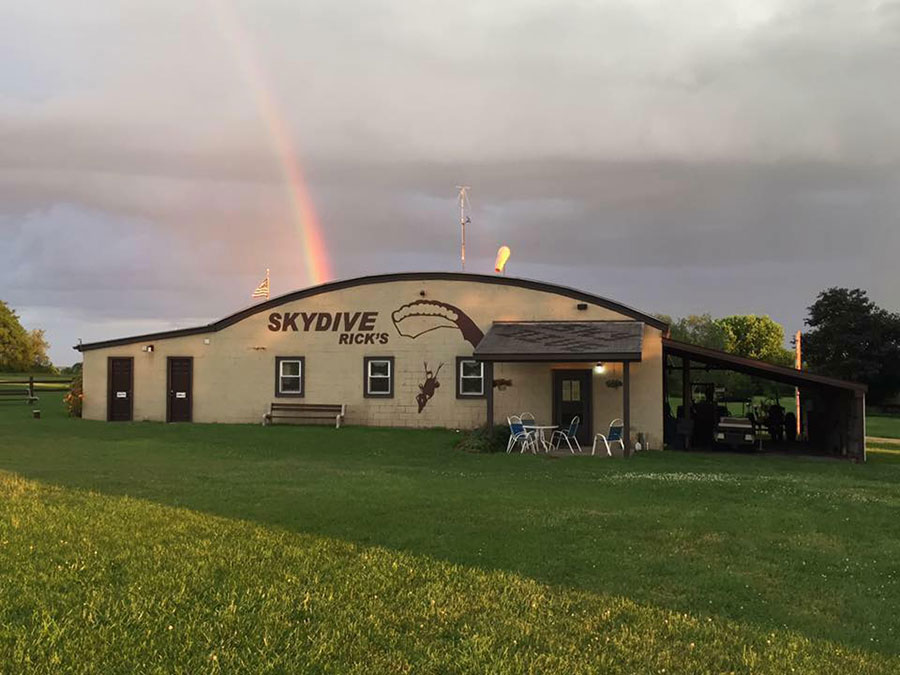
[27,329,55,373]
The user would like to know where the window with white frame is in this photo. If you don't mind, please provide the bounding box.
[275,357,304,397]
[364,357,394,397]
[457,358,485,397]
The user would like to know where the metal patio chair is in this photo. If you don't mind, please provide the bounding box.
[593,418,625,457]
[507,415,538,454]
[550,416,581,454]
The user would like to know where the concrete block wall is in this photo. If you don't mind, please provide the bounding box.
[82,277,664,445]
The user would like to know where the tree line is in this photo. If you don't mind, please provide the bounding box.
[661,288,900,405]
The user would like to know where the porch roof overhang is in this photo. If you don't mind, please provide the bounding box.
[473,321,644,362]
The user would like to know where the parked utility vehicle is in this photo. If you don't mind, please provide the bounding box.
[714,416,757,449]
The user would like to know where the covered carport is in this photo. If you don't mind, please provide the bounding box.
[662,338,867,461]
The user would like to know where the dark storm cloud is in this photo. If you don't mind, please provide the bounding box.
[1,0,898,363]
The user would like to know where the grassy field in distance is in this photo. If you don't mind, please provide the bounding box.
[866,414,900,439]
[0,371,73,392]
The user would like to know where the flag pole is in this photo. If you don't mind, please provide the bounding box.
[795,330,802,439]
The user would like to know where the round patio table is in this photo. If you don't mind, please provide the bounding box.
[523,424,558,452]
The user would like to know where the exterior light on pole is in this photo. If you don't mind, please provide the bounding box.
[494,246,511,274]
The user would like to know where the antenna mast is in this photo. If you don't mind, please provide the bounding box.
[456,185,470,271]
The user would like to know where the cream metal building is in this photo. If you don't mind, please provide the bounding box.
[76,273,668,448]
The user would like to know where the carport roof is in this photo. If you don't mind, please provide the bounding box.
[474,321,644,362]
[662,338,867,393]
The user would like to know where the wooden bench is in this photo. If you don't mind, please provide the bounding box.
[0,388,38,403]
[263,403,345,429]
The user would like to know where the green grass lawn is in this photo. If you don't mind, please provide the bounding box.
[2,396,900,672]
[867,414,900,439]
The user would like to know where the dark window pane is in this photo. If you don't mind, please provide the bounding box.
[280,376,301,392]
[462,361,482,377]
[461,378,483,394]
[369,361,389,377]
[281,361,300,377]
[369,377,390,394]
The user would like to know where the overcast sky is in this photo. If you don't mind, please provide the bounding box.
[2,0,898,365]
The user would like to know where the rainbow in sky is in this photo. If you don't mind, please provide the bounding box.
[209,0,333,286]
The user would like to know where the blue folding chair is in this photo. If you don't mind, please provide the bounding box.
[550,416,581,453]
[507,416,537,454]
[593,418,625,456]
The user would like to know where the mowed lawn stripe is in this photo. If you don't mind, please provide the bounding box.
[1,473,896,674]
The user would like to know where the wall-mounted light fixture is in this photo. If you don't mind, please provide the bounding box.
[419,290,427,297]
[593,362,605,374]
[577,303,588,311]
[203,338,211,345]
[142,345,154,353]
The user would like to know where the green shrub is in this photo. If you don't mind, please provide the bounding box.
[63,373,83,418]
[455,425,510,453]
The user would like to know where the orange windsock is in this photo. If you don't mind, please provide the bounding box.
[495,246,511,273]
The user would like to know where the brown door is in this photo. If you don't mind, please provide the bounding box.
[107,357,134,421]
[553,370,592,445]
[167,357,193,422]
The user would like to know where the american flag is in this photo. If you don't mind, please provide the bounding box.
[252,269,270,300]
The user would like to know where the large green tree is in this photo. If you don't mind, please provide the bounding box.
[803,288,900,403]
[718,315,793,366]
[0,301,54,372]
